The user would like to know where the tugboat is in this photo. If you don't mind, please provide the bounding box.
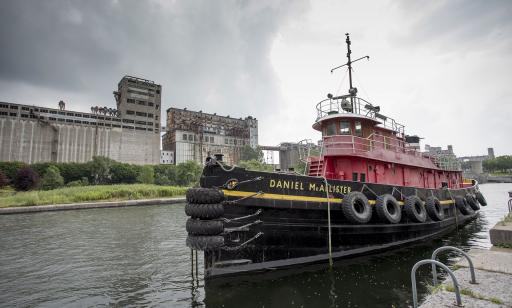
[184,33,488,279]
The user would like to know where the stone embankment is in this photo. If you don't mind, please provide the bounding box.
[0,197,186,215]
[420,219,512,307]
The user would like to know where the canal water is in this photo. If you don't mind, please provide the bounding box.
[0,183,510,307]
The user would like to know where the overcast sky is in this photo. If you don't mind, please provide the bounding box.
[1,0,511,157]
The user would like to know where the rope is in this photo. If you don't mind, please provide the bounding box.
[223,191,263,205]
[321,176,333,267]
[210,157,236,172]
[360,184,378,198]
[222,176,263,189]
[221,209,262,223]
[222,232,264,251]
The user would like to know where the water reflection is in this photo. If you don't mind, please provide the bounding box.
[0,183,510,307]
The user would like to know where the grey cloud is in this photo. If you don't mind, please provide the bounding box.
[393,0,512,53]
[0,0,309,116]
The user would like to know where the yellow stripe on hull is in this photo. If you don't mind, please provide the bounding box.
[222,190,455,205]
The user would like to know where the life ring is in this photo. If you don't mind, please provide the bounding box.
[425,196,444,221]
[375,194,401,224]
[454,196,471,215]
[403,196,427,223]
[342,191,372,224]
[465,194,480,211]
[475,191,487,206]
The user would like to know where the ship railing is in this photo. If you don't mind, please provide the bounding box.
[315,95,405,137]
[321,135,462,171]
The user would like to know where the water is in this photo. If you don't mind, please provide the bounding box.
[0,183,510,307]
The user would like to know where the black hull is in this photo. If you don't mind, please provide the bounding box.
[198,163,480,279]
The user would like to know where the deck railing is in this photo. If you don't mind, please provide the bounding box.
[316,95,405,137]
[321,134,461,171]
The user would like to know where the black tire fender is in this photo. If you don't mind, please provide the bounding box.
[185,203,224,220]
[425,196,444,221]
[403,196,427,223]
[475,191,487,206]
[454,196,470,215]
[186,218,224,236]
[342,191,372,224]
[186,188,225,204]
[186,235,224,251]
[466,194,480,211]
[375,194,401,224]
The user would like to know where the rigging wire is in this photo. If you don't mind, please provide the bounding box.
[334,68,349,96]
[351,67,371,102]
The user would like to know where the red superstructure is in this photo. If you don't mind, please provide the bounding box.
[307,34,463,189]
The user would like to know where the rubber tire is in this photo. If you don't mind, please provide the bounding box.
[342,192,372,224]
[425,196,444,221]
[475,191,487,206]
[186,218,224,236]
[455,196,470,215]
[186,235,224,251]
[186,188,224,204]
[375,194,401,224]
[466,194,480,211]
[403,196,427,223]
[185,203,224,220]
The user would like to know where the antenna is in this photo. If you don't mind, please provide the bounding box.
[330,33,369,96]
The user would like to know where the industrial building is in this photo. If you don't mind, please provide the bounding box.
[0,76,161,165]
[162,108,258,165]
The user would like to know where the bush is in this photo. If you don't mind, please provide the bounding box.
[41,166,64,190]
[111,163,140,184]
[176,161,202,186]
[155,174,171,186]
[154,165,177,185]
[0,161,27,183]
[90,156,114,184]
[14,167,40,191]
[137,165,155,184]
[0,170,9,188]
[67,180,83,187]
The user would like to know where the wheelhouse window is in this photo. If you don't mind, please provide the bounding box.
[354,121,362,136]
[340,121,351,135]
[325,123,336,136]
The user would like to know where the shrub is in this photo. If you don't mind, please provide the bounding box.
[137,165,155,184]
[176,161,202,186]
[90,156,114,184]
[154,165,177,185]
[0,170,9,188]
[66,180,83,187]
[41,166,64,190]
[0,161,27,182]
[80,177,89,185]
[14,167,40,191]
[111,163,140,184]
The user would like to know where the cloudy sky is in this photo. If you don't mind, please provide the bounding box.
[1,0,511,156]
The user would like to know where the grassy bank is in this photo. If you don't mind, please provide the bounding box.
[0,184,188,208]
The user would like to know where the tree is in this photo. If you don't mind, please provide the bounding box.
[90,156,114,184]
[111,163,140,184]
[41,165,65,190]
[137,165,155,184]
[14,167,40,191]
[238,159,273,172]
[176,161,203,186]
[240,145,263,162]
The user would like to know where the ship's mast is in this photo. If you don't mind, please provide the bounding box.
[330,33,369,96]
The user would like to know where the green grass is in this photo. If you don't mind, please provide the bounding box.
[499,213,512,226]
[0,184,188,208]
[443,285,504,304]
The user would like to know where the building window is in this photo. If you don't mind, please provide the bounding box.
[225,139,228,144]
[22,107,29,111]
[234,139,237,145]
[352,172,358,181]
[340,121,351,135]
[136,112,147,117]
[210,136,214,143]
[355,121,362,136]
[124,119,134,123]
[10,105,18,109]
[21,114,28,118]
[126,110,135,115]
[148,102,154,107]
[183,134,187,141]
[148,113,153,118]
[137,100,146,106]
[188,134,194,141]
[360,173,366,182]
[325,122,336,136]
[127,99,135,104]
